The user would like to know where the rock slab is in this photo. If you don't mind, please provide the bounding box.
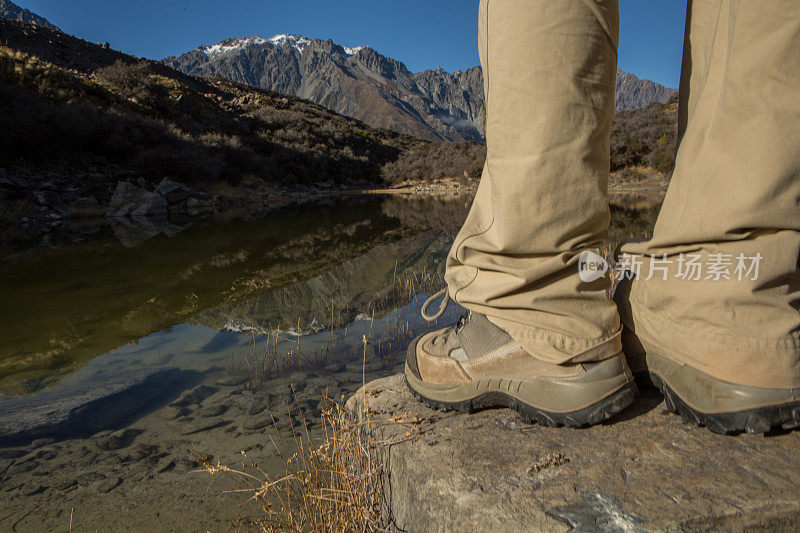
[106,181,168,218]
[155,178,190,204]
[347,374,800,532]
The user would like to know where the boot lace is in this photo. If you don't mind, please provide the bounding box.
[420,288,451,322]
[421,288,471,346]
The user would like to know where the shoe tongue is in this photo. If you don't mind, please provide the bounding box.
[456,312,514,360]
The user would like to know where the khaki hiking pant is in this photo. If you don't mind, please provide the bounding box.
[445,0,800,388]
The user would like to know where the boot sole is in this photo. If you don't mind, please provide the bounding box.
[649,371,800,435]
[404,364,637,429]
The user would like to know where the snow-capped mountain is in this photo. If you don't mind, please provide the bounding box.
[166,34,674,142]
[201,35,312,57]
[164,34,486,141]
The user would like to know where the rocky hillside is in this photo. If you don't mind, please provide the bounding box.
[0,0,58,30]
[615,69,675,111]
[166,34,675,141]
[1,20,467,215]
[164,35,485,142]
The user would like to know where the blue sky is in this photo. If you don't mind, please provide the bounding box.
[20,0,686,87]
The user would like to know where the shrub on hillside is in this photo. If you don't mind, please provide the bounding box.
[94,60,153,91]
[381,141,485,184]
[610,94,678,174]
[381,96,677,184]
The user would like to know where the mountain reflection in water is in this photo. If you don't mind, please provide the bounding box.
[0,195,473,395]
[0,192,660,396]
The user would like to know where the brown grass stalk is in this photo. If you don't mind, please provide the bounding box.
[197,393,391,532]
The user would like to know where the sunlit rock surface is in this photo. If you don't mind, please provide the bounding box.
[348,374,800,532]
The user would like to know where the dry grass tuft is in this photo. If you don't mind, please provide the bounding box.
[203,324,434,531]
[196,386,423,532]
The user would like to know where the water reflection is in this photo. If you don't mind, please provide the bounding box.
[0,196,471,394]
[0,193,661,396]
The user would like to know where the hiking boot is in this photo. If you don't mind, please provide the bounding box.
[404,291,637,428]
[615,278,800,434]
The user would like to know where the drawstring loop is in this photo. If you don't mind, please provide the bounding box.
[420,288,450,322]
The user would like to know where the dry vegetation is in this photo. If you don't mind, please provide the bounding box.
[0,44,411,189]
[0,19,483,197]
[197,383,430,532]
[611,93,679,175]
[383,94,678,186]
[380,141,485,184]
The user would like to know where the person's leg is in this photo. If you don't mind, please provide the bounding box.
[447,0,622,363]
[405,0,636,427]
[617,0,800,433]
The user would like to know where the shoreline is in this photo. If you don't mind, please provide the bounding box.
[1,171,666,233]
[0,169,667,258]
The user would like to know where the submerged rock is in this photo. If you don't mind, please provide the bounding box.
[169,385,218,408]
[347,374,800,532]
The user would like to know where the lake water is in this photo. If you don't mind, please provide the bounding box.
[0,193,660,530]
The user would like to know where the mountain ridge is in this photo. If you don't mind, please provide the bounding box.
[166,34,675,142]
[0,0,59,30]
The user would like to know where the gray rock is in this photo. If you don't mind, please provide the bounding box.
[107,216,182,248]
[155,178,190,204]
[347,374,800,532]
[106,181,168,219]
